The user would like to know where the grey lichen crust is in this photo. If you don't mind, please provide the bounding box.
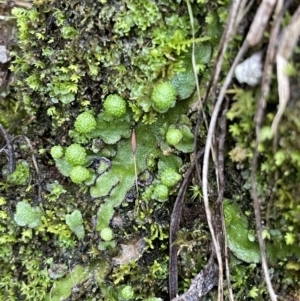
[235,52,263,86]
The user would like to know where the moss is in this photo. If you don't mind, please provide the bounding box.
[4,160,30,186]
[88,112,132,144]
[6,0,235,300]
[153,184,169,202]
[160,168,182,188]
[44,265,87,301]
[121,285,134,300]
[170,43,212,100]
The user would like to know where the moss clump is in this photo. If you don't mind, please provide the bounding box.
[103,94,127,118]
[166,128,183,146]
[5,160,30,186]
[74,112,97,134]
[69,166,90,184]
[151,81,177,113]
[65,144,86,166]
[50,145,64,159]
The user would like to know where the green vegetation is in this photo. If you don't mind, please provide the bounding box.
[103,94,127,118]
[160,168,182,188]
[121,285,135,300]
[65,209,85,239]
[14,200,43,228]
[151,81,177,113]
[74,112,97,134]
[166,128,183,146]
[100,227,114,242]
[1,0,299,300]
[154,184,169,202]
[65,143,87,166]
[50,145,64,159]
[69,166,91,184]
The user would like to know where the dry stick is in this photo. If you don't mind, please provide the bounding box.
[203,0,279,298]
[210,0,247,93]
[211,99,230,301]
[265,0,295,228]
[250,2,294,301]
[216,98,235,301]
[202,39,247,301]
[0,122,16,173]
[190,1,245,299]
[272,4,300,138]
[186,0,209,134]
[197,1,247,299]
[131,129,139,197]
[171,257,218,301]
[169,149,204,300]
[246,0,277,47]
[22,135,42,202]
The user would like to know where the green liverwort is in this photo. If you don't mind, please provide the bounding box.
[151,81,177,113]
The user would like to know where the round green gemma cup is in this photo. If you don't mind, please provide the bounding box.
[151,81,177,113]
[100,227,114,241]
[50,145,64,159]
[103,94,127,117]
[74,112,97,134]
[69,166,90,184]
[166,128,183,146]
[65,144,87,166]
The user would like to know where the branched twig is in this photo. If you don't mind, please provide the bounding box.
[0,122,16,173]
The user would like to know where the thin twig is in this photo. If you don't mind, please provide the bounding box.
[250,2,293,301]
[0,122,16,173]
[22,135,42,202]
[201,32,248,301]
[272,4,300,137]
[217,97,235,301]
[198,2,248,300]
[131,129,139,197]
[169,149,204,300]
